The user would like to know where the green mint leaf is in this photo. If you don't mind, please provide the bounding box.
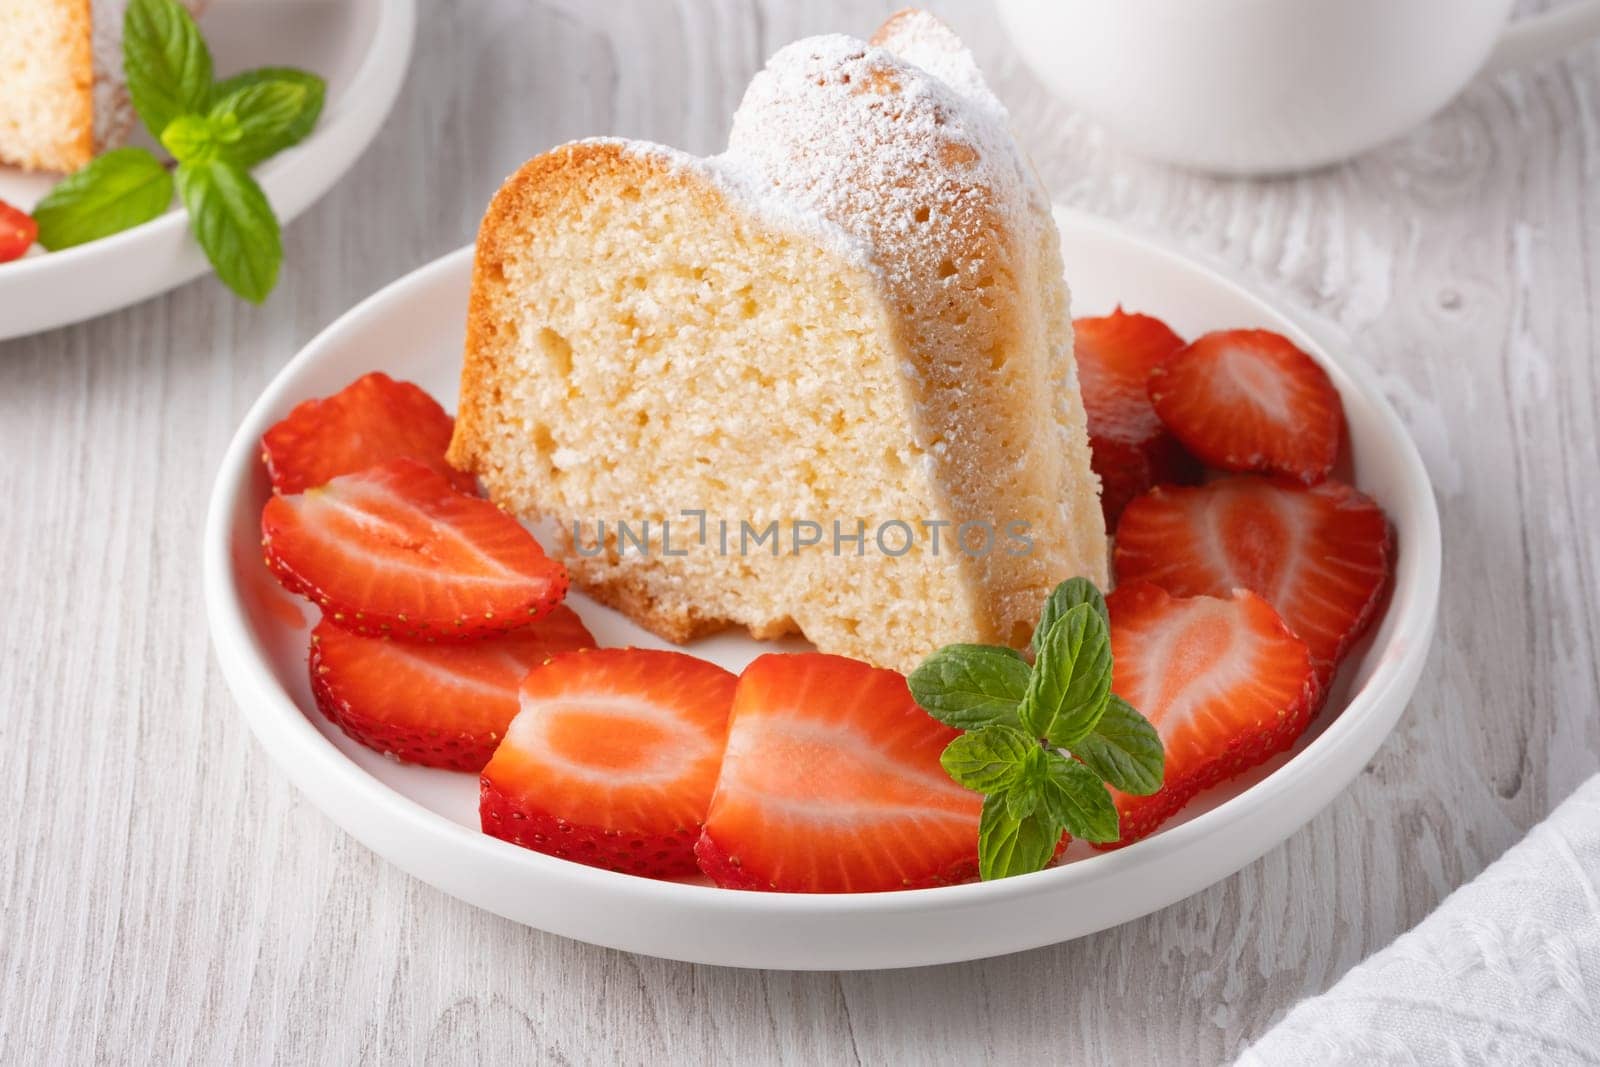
[1019,604,1113,747]
[176,159,281,303]
[1040,751,1121,843]
[939,724,1035,793]
[909,644,1030,730]
[1032,577,1109,656]
[32,148,175,250]
[1003,780,1040,819]
[1002,746,1053,818]
[977,793,1061,880]
[124,0,213,140]
[1073,695,1165,796]
[207,72,326,167]
[161,113,222,162]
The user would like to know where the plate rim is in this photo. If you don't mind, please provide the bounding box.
[0,0,417,338]
[202,209,1442,943]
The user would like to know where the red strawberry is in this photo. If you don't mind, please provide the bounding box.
[481,648,738,878]
[695,653,982,893]
[1075,308,1200,523]
[309,604,596,771]
[1114,478,1392,696]
[262,457,568,640]
[1098,582,1316,847]
[0,199,37,262]
[1148,329,1344,484]
[260,372,476,495]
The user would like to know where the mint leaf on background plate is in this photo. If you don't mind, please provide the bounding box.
[176,159,281,303]
[207,70,327,167]
[124,0,214,139]
[32,149,175,250]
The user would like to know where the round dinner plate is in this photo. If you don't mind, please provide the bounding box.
[0,0,415,341]
[203,208,1442,970]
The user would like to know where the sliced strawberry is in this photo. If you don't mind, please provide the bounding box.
[1114,478,1391,697]
[0,199,37,263]
[262,457,568,640]
[1098,582,1316,847]
[310,605,596,772]
[260,372,476,495]
[481,648,738,878]
[1075,308,1200,524]
[696,653,982,893]
[1148,329,1344,484]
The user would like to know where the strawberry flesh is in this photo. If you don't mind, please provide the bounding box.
[309,604,596,771]
[1148,329,1344,484]
[1075,308,1200,524]
[261,457,568,640]
[0,199,36,263]
[1097,582,1315,847]
[481,648,738,878]
[696,653,982,893]
[1114,477,1392,698]
[260,372,476,495]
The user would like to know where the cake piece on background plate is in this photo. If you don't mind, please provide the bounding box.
[0,0,208,173]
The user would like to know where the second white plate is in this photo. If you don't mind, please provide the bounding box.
[0,0,414,341]
[203,208,1442,970]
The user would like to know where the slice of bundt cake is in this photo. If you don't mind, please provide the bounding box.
[0,0,206,173]
[449,10,1106,674]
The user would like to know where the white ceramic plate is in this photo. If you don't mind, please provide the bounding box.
[0,0,414,341]
[203,209,1442,970]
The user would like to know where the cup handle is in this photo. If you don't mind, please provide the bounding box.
[1484,0,1600,74]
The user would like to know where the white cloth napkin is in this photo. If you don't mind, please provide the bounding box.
[1238,775,1600,1065]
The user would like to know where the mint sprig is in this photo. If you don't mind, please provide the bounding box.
[205,73,325,167]
[1073,695,1165,796]
[940,723,1036,792]
[911,578,1166,880]
[32,0,324,303]
[1032,577,1108,655]
[32,149,174,248]
[909,645,1030,730]
[978,792,1058,881]
[123,0,213,139]
[1020,601,1113,746]
[177,159,281,303]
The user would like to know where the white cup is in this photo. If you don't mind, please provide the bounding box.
[994,0,1600,174]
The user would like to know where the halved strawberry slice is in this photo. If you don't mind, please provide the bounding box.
[1075,308,1199,524]
[1148,329,1344,484]
[1114,478,1392,697]
[481,648,738,878]
[695,653,982,893]
[1098,582,1316,847]
[262,457,568,640]
[310,604,596,771]
[0,199,36,263]
[260,372,477,495]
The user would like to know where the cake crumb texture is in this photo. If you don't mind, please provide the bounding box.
[0,0,208,174]
[0,0,94,172]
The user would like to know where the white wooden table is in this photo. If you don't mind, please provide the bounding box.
[3,2,1597,1062]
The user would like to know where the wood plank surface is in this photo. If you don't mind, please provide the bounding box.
[1,1,1596,1062]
